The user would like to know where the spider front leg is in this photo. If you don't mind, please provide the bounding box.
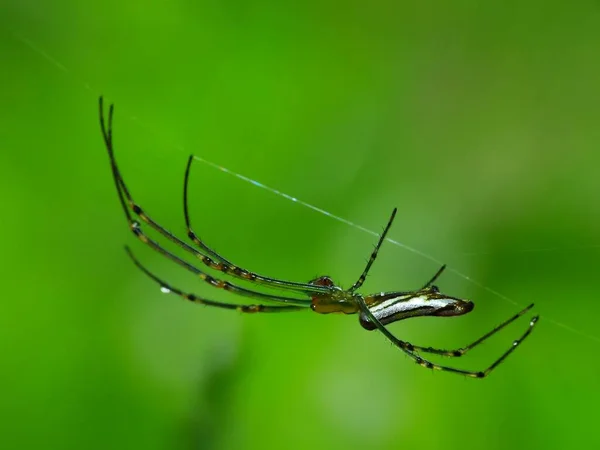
[98,97,329,298]
[356,295,539,378]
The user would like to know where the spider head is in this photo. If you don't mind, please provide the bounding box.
[309,275,336,287]
[309,275,359,314]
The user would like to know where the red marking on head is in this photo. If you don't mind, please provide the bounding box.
[309,275,335,287]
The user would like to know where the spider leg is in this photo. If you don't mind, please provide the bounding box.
[183,155,234,265]
[182,156,339,293]
[98,97,330,296]
[350,208,397,292]
[126,247,306,313]
[398,303,535,357]
[355,295,539,378]
[420,264,447,289]
[130,223,313,305]
[99,97,312,306]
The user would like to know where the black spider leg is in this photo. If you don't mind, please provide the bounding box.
[420,264,447,289]
[384,302,536,357]
[98,98,329,296]
[357,295,538,377]
[350,208,447,292]
[350,208,397,292]
[126,247,306,313]
[99,97,313,306]
[182,155,234,265]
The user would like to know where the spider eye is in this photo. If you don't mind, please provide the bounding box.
[309,276,335,287]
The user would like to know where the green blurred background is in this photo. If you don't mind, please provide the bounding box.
[2,1,599,449]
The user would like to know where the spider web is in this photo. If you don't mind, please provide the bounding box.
[14,31,600,345]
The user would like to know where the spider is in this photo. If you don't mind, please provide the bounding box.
[99,96,538,378]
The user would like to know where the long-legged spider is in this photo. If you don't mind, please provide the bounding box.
[99,97,538,378]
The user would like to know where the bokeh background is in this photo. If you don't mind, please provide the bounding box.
[2,2,599,449]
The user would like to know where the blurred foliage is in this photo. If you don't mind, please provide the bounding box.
[1,1,599,449]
